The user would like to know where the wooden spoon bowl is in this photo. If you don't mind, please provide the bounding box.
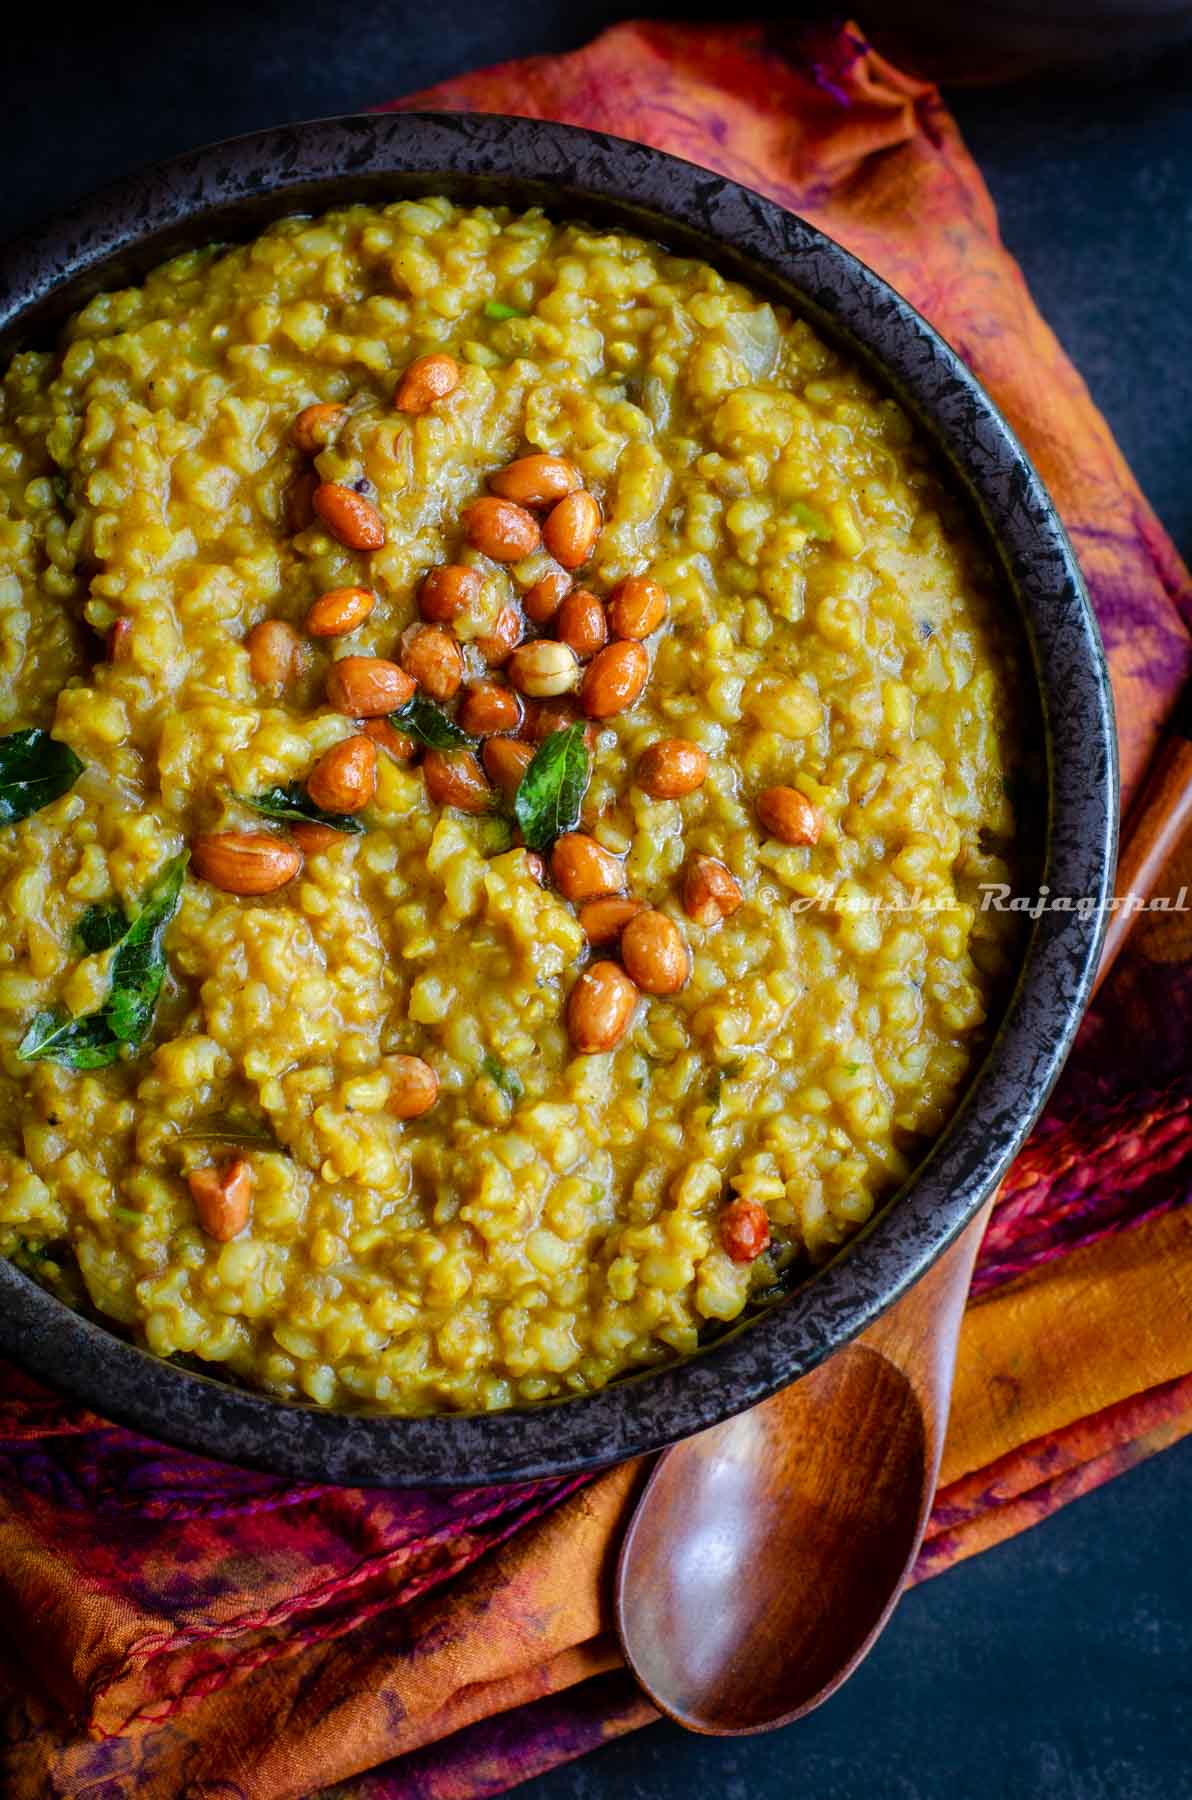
[618,1344,926,1731]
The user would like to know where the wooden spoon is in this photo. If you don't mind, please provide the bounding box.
[616,692,1192,1734]
[614,1203,988,1734]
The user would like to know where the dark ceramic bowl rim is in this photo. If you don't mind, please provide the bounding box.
[0,113,1117,1486]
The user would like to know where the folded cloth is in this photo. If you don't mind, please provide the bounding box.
[2,21,1191,1800]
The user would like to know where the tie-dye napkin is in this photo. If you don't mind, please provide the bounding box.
[2,21,1190,1799]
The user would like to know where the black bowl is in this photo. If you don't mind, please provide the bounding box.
[0,114,1117,1485]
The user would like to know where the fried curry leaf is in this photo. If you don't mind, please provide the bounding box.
[238,781,365,835]
[0,730,84,826]
[481,1054,524,1103]
[176,1102,277,1148]
[484,300,528,321]
[17,1010,126,1070]
[104,854,188,1045]
[388,696,479,751]
[19,854,188,1070]
[76,900,130,954]
[176,1122,277,1147]
[513,725,591,854]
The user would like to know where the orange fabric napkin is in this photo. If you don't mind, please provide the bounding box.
[2,21,1191,1799]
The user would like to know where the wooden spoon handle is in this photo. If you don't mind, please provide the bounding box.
[1093,733,1192,997]
[856,1198,992,1470]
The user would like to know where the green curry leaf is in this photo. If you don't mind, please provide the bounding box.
[388,696,479,751]
[76,900,129,954]
[513,725,591,854]
[237,781,365,835]
[484,300,528,321]
[17,1010,126,1070]
[0,730,84,825]
[19,854,188,1070]
[104,854,188,1044]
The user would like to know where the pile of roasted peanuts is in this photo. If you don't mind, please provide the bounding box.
[183,352,822,1260]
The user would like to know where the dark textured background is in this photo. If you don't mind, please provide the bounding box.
[6,5,1190,1795]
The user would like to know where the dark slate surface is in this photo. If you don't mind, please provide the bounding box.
[6,5,1191,1795]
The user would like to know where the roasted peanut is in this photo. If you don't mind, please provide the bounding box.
[305,585,376,637]
[555,588,608,660]
[326,656,416,717]
[607,574,668,639]
[192,831,302,895]
[107,616,133,662]
[459,680,522,737]
[306,734,377,813]
[522,567,573,625]
[363,716,417,761]
[757,786,822,845]
[399,624,463,701]
[385,1054,440,1119]
[507,640,580,699]
[621,909,690,996]
[682,854,743,926]
[720,1196,771,1263]
[462,496,541,561]
[290,820,345,855]
[542,489,601,569]
[550,832,625,903]
[581,639,649,718]
[566,961,639,1054]
[291,402,347,455]
[482,735,535,794]
[246,617,303,686]
[287,469,319,532]
[636,738,708,799]
[423,749,495,812]
[395,352,460,414]
[578,895,645,946]
[419,564,481,623]
[476,604,523,665]
[489,454,582,508]
[525,699,594,746]
[188,1158,254,1241]
[312,482,386,550]
[523,851,546,885]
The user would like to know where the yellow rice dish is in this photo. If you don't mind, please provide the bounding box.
[0,199,1023,1415]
